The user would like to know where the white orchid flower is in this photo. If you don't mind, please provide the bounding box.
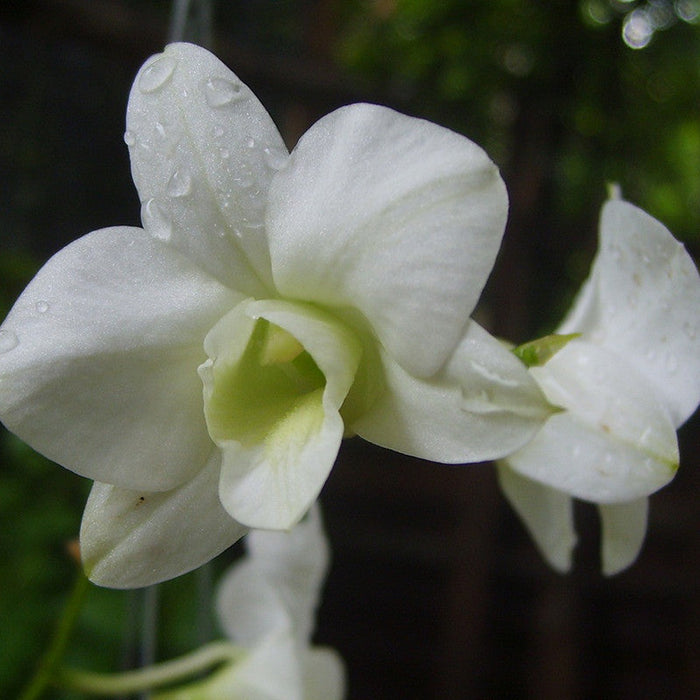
[0,43,548,587]
[499,199,700,575]
[154,505,344,700]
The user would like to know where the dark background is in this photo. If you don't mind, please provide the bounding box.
[1,1,699,698]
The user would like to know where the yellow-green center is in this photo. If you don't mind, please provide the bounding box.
[205,318,326,447]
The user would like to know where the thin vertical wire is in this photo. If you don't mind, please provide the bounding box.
[168,0,214,49]
[139,585,159,700]
[196,565,214,645]
[198,0,214,50]
[118,590,139,700]
[168,0,191,44]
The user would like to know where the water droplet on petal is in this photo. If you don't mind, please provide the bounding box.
[234,167,255,189]
[123,130,135,146]
[166,168,192,198]
[141,199,172,242]
[204,77,243,107]
[36,300,49,314]
[139,56,177,94]
[0,329,18,353]
[246,137,256,149]
[263,146,287,171]
[155,122,167,139]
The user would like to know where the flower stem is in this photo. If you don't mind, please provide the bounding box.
[56,641,242,695]
[18,571,91,700]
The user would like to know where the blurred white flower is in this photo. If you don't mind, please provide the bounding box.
[499,199,700,574]
[154,505,344,700]
[0,42,547,587]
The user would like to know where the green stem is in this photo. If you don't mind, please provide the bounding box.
[57,641,242,696]
[18,571,91,700]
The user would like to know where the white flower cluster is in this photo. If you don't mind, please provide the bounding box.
[0,43,697,593]
[154,506,343,700]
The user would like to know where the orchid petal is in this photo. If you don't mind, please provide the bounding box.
[267,103,507,377]
[598,498,648,576]
[352,321,550,462]
[157,634,301,700]
[243,505,329,643]
[507,411,673,504]
[199,300,360,529]
[127,43,288,296]
[559,200,700,426]
[517,339,679,502]
[507,396,676,505]
[496,463,576,572]
[0,227,238,491]
[223,634,301,700]
[81,450,245,588]
[217,508,327,645]
[217,565,292,647]
[302,649,346,700]
[246,503,330,644]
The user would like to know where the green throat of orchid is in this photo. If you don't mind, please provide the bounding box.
[203,316,327,448]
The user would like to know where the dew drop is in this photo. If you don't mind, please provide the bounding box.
[263,146,287,171]
[123,130,136,146]
[234,167,255,189]
[155,122,167,139]
[141,199,172,242]
[204,77,243,107]
[166,168,192,198]
[0,329,18,353]
[246,137,256,149]
[139,56,177,94]
[36,300,49,314]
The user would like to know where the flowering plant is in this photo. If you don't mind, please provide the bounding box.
[0,43,547,588]
[500,199,700,574]
[154,506,343,700]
